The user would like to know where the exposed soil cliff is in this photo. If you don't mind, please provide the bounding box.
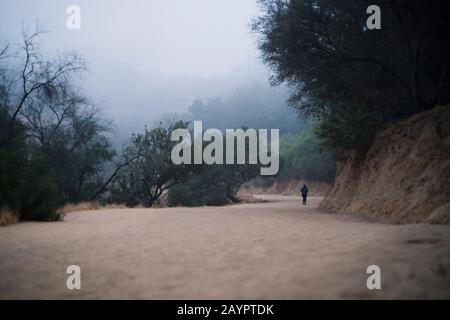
[321,105,450,224]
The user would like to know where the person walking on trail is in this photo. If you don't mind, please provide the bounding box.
[300,185,309,205]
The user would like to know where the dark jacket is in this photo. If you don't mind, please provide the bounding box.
[300,186,309,196]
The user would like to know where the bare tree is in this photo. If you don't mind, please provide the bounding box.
[0,26,116,204]
[5,26,86,132]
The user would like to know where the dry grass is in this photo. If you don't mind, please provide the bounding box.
[0,208,18,226]
[60,202,127,214]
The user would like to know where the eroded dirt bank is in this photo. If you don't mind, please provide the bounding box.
[321,105,450,224]
[0,195,449,299]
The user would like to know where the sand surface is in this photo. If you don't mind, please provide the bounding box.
[0,195,449,299]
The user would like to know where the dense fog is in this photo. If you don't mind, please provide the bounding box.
[0,0,298,140]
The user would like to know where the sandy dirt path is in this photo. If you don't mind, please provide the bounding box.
[0,195,449,299]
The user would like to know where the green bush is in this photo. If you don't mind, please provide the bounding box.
[204,190,230,206]
[167,184,198,207]
[0,110,61,221]
[315,107,380,157]
[167,162,257,207]
[19,153,60,221]
[279,122,336,181]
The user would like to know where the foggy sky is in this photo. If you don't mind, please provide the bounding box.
[0,0,271,137]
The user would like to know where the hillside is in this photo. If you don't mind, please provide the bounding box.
[321,105,450,224]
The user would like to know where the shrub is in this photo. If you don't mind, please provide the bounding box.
[204,191,231,206]
[0,208,18,226]
[167,184,198,207]
[0,110,60,222]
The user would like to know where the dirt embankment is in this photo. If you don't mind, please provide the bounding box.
[321,105,450,224]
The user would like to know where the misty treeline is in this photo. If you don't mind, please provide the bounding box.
[164,83,306,135]
[0,28,334,221]
[253,0,450,155]
[162,84,336,184]
[194,87,336,177]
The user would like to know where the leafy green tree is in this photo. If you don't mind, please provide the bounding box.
[111,121,191,207]
[167,129,261,207]
[253,0,450,154]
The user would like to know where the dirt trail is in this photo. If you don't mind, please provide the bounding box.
[0,195,449,299]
